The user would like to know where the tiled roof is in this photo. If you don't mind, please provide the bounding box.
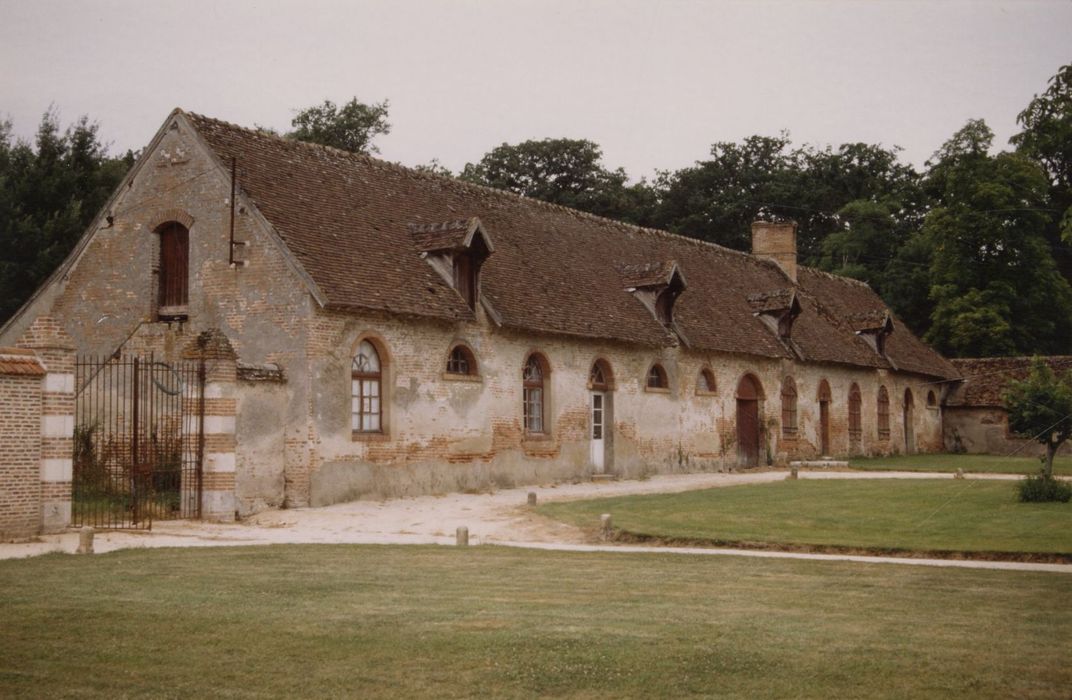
[408,218,478,252]
[946,356,1072,407]
[747,289,796,314]
[0,347,45,376]
[617,260,681,289]
[184,111,957,378]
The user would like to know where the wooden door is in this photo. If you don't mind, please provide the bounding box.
[819,401,830,456]
[737,398,760,467]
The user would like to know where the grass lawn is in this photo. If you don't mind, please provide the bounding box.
[1,545,1070,699]
[538,479,1072,556]
[849,452,1072,475]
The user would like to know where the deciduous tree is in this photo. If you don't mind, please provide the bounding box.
[288,98,390,155]
[1004,357,1072,478]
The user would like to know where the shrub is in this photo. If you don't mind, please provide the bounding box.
[1018,473,1072,503]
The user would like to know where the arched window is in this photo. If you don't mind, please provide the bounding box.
[848,383,862,442]
[696,368,716,394]
[781,377,798,436]
[352,340,382,433]
[446,344,477,376]
[589,360,613,391]
[157,222,189,316]
[927,390,937,408]
[877,386,890,439]
[523,354,547,433]
[647,363,668,390]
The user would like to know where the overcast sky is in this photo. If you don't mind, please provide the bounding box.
[1,0,1069,179]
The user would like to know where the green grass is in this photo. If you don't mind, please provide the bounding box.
[849,452,1072,475]
[538,479,1072,556]
[1,545,1070,698]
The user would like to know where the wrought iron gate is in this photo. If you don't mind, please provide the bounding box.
[72,354,205,529]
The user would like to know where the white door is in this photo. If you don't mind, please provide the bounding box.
[590,392,605,472]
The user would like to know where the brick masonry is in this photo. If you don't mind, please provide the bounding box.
[0,318,75,539]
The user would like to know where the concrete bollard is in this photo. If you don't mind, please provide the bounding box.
[456,526,469,547]
[600,513,613,541]
[76,526,94,554]
[789,466,799,480]
[955,468,965,480]
[527,491,537,506]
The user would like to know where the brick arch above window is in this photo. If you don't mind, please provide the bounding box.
[148,209,195,232]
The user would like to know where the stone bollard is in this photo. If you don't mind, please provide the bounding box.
[789,466,799,480]
[955,468,965,480]
[76,526,94,554]
[528,491,537,506]
[456,526,469,547]
[600,513,613,542]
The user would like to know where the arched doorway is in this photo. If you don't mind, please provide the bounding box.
[903,388,915,454]
[736,374,763,468]
[817,379,832,457]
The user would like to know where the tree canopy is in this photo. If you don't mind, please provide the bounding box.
[460,138,656,225]
[288,98,391,154]
[1003,357,1072,477]
[0,109,132,322]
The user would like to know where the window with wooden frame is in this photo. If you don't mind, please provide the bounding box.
[781,377,798,436]
[647,363,669,390]
[696,368,716,394]
[523,354,546,434]
[157,222,189,318]
[446,344,477,376]
[877,385,891,439]
[351,340,382,433]
[848,383,862,441]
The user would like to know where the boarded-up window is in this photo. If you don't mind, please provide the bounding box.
[848,383,862,442]
[352,340,382,433]
[647,363,668,389]
[781,377,798,436]
[158,222,189,310]
[447,345,477,375]
[877,385,890,439]
[453,253,477,310]
[523,354,546,433]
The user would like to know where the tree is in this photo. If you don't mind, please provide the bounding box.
[0,109,133,323]
[1004,357,1072,478]
[288,98,390,154]
[1011,63,1072,285]
[461,138,656,225]
[921,119,1072,356]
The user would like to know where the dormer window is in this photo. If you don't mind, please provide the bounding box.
[618,260,688,334]
[410,217,494,313]
[747,289,801,342]
[849,311,895,358]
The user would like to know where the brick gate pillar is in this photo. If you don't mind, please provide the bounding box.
[184,329,237,522]
[16,317,76,534]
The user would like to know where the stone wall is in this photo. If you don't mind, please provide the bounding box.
[944,406,1072,457]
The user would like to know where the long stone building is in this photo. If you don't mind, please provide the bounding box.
[0,109,958,525]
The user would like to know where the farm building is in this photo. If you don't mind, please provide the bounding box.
[944,356,1072,456]
[0,109,958,536]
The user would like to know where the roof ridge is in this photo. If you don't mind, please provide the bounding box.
[797,264,873,289]
[182,109,782,267]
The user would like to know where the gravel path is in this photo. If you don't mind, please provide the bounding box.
[4,469,1066,573]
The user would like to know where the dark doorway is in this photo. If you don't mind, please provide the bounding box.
[818,379,831,457]
[903,389,916,454]
[736,374,763,468]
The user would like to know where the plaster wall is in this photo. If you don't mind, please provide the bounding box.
[944,406,1072,457]
[303,306,944,505]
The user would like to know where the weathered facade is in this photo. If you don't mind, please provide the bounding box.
[945,356,1072,456]
[0,110,957,524]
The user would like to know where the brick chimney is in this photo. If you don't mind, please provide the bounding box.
[751,220,798,283]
